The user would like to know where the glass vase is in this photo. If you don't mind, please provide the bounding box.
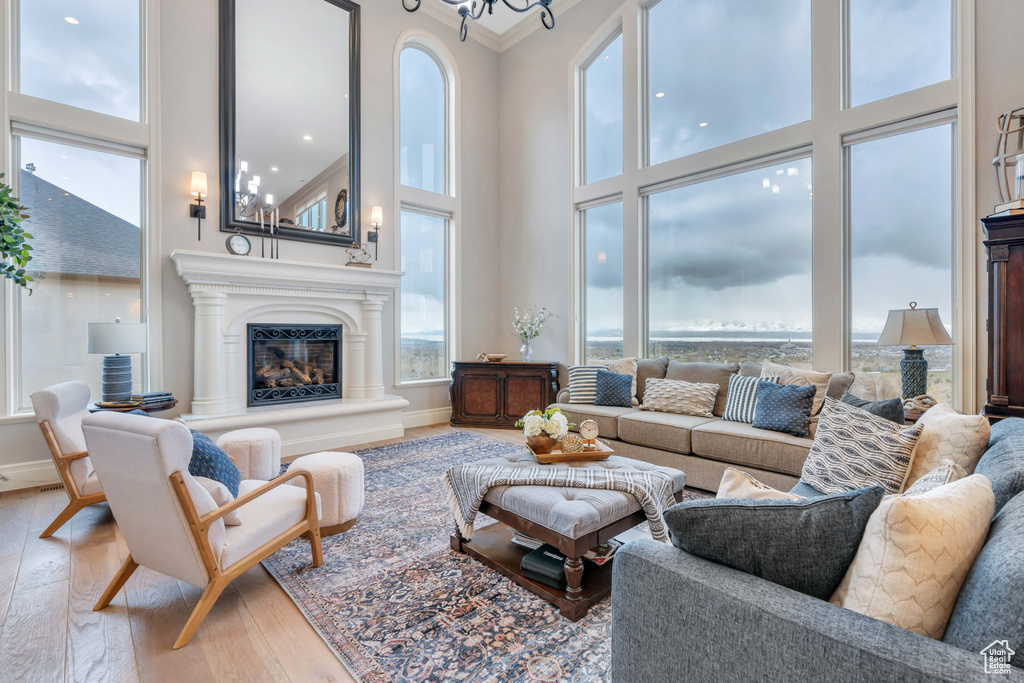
[520,340,533,362]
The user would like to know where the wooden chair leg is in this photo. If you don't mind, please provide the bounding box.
[173,577,230,650]
[306,527,324,567]
[40,499,85,539]
[94,555,138,611]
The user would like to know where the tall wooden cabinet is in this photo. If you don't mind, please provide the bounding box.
[983,213,1024,421]
[450,361,560,428]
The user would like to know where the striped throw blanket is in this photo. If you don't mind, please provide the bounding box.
[442,465,678,543]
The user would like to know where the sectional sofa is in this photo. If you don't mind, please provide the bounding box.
[548,358,854,492]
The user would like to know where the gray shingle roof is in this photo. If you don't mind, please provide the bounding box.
[19,169,141,279]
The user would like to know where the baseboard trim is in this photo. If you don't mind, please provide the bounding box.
[0,459,61,492]
[402,407,452,429]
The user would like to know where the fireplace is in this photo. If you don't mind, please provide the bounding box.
[248,324,342,407]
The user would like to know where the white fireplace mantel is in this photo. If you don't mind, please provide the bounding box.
[170,250,409,455]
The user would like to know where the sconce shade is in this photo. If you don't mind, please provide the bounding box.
[88,322,148,355]
[876,305,953,347]
[190,171,208,198]
[371,206,384,226]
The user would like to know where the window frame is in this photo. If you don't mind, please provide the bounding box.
[393,31,461,388]
[1,0,158,422]
[569,0,977,410]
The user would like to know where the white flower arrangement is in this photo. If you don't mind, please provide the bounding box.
[516,408,575,440]
[512,307,555,343]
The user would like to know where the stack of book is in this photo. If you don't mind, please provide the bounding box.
[132,391,175,407]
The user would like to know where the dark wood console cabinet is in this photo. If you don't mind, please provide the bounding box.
[984,213,1024,421]
[450,361,559,428]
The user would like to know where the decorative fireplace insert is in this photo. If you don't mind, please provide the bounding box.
[248,324,342,407]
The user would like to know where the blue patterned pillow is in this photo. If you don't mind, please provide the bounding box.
[594,369,633,407]
[568,366,604,404]
[722,376,778,423]
[752,382,816,437]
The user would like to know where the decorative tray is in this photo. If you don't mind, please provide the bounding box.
[96,400,142,409]
[528,439,615,464]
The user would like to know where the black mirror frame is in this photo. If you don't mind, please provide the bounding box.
[219,0,361,247]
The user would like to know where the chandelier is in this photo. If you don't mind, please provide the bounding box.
[402,0,555,42]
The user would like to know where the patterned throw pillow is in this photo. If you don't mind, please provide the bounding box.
[903,403,990,488]
[605,358,639,406]
[751,382,816,437]
[801,398,923,495]
[903,462,956,495]
[567,366,603,404]
[760,360,833,416]
[190,430,242,497]
[722,376,778,423]
[640,378,719,418]
[594,369,633,408]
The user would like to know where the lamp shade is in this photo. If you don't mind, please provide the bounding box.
[875,304,953,347]
[88,321,148,355]
[190,171,208,198]
[371,206,384,226]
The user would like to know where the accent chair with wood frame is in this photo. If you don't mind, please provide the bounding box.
[81,411,324,649]
[30,381,106,538]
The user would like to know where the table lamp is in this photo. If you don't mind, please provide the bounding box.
[88,318,148,402]
[875,302,953,399]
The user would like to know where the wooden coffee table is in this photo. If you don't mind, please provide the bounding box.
[451,486,684,621]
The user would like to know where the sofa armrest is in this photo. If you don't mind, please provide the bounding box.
[612,540,1013,683]
[555,389,571,404]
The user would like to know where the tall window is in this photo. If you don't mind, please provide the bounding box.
[297,192,329,231]
[397,38,455,384]
[19,1,142,121]
[583,34,622,183]
[849,123,953,401]
[647,159,813,367]
[583,202,623,362]
[400,47,446,194]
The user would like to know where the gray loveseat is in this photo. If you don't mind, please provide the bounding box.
[610,418,1024,682]
[549,358,854,492]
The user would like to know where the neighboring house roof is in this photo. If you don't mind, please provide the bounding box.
[18,169,141,279]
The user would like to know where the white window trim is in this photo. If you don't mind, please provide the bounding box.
[393,30,461,389]
[568,0,976,411]
[0,0,161,422]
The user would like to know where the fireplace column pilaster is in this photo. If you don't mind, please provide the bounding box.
[345,331,369,399]
[190,289,229,415]
[361,298,386,399]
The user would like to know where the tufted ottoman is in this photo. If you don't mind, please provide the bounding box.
[288,452,364,536]
[451,450,686,620]
[216,428,282,481]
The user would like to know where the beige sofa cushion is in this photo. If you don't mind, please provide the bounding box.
[617,411,717,455]
[830,474,994,640]
[690,419,813,476]
[549,403,638,440]
[636,356,670,403]
[666,361,739,417]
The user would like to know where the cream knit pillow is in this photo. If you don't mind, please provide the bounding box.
[716,468,802,500]
[903,403,990,489]
[830,474,994,639]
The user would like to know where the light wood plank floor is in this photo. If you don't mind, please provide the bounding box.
[0,424,524,683]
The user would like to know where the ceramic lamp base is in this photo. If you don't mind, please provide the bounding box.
[900,347,928,399]
[102,354,134,403]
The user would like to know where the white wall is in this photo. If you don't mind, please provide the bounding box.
[0,0,501,476]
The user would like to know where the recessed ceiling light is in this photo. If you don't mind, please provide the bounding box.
[271,167,279,172]
[61,155,67,159]
[655,92,665,98]
[762,178,770,189]
[303,135,313,141]
[772,185,780,194]
[699,122,708,127]
[65,16,79,24]
[61,176,68,180]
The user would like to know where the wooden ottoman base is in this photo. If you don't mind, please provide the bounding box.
[320,518,358,537]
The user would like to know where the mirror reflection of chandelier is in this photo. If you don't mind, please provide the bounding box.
[235,160,262,220]
[402,0,555,42]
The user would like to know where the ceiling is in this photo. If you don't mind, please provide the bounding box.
[421,0,581,51]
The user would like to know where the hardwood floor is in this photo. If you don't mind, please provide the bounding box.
[0,424,522,683]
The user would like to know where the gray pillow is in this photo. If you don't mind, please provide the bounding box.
[666,361,739,417]
[636,356,669,403]
[664,486,885,600]
[739,361,762,378]
[943,492,1024,657]
[826,372,856,400]
[840,392,905,424]
[975,418,1024,514]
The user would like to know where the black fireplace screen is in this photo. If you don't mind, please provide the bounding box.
[248,324,342,407]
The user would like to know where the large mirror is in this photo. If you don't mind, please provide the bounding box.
[220,0,360,246]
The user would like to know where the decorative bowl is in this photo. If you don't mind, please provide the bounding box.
[486,354,508,363]
[526,434,558,455]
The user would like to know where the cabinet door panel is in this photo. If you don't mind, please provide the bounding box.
[462,375,501,419]
[505,376,547,419]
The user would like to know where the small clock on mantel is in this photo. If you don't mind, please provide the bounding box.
[225,230,252,256]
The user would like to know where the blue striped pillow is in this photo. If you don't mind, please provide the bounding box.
[568,366,604,404]
[722,376,777,423]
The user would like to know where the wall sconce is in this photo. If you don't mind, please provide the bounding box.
[190,171,208,241]
[369,206,383,260]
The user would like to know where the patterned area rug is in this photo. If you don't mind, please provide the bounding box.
[264,432,711,683]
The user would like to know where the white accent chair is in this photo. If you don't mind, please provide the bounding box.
[82,411,324,649]
[30,381,106,538]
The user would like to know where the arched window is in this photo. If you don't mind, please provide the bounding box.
[396,36,458,384]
